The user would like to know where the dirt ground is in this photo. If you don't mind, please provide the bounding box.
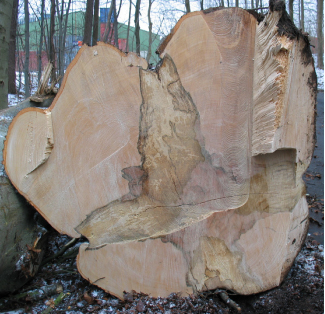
[0,230,323,314]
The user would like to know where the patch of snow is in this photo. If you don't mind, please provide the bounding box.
[0,309,25,314]
[313,54,324,90]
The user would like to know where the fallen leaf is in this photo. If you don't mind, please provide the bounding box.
[136,300,146,312]
[84,291,94,304]
[45,298,55,308]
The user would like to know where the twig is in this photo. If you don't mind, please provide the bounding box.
[0,284,63,303]
[41,292,67,314]
[41,238,78,267]
[216,290,241,313]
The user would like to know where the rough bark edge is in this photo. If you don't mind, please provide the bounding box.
[76,249,123,300]
[156,11,202,55]
[269,0,313,66]
[157,8,261,56]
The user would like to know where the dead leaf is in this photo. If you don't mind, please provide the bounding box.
[84,291,94,304]
[45,298,55,308]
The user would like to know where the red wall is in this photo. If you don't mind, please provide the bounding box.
[16,51,50,72]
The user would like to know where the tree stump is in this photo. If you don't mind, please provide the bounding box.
[3,2,316,299]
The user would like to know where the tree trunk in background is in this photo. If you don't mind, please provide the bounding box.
[61,0,72,78]
[200,0,204,10]
[38,0,45,83]
[146,0,153,63]
[24,0,30,98]
[102,4,113,43]
[56,0,64,82]
[113,0,119,48]
[135,0,141,54]
[251,0,254,8]
[8,0,18,94]
[185,0,190,13]
[49,0,56,82]
[92,0,99,45]
[126,0,132,52]
[83,0,94,45]
[289,0,294,21]
[0,0,13,108]
[300,0,304,31]
[317,0,324,69]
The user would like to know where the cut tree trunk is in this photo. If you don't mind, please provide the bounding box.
[3,2,316,299]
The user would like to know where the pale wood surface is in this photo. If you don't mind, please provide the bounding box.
[4,6,316,298]
[4,43,147,237]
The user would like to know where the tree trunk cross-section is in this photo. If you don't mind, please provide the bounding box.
[3,2,316,299]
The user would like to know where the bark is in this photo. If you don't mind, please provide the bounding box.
[49,0,56,82]
[92,0,99,45]
[146,0,153,63]
[61,0,72,74]
[56,0,64,81]
[102,3,114,43]
[112,0,119,48]
[185,0,191,13]
[24,0,30,98]
[83,0,94,45]
[289,0,294,21]
[4,7,317,300]
[200,0,204,10]
[317,0,324,69]
[0,0,14,109]
[8,0,18,94]
[126,0,132,52]
[236,0,239,6]
[134,0,141,54]
[38,0,45,83]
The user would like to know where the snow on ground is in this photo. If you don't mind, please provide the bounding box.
[313,54,324,90]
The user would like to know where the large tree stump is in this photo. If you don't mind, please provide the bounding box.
[3,2,316,299]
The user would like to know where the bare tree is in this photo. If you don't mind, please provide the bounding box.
[49,0,56,82]
[135,0,141,54]
[126,0,132,51]
[92,0,99,44]
[147,0,154,63]
[102,3,114,43]
[62,0,72,70]
[0,0,14,108]
[112,0,119,48]
[185,0,191,12]
[83,0,94,45]
[24,0,30,97]
[8,0,18,94]
[317,0,324,69]
[37,0,45,83]
[289,0,294,20]
[300,0,304,30]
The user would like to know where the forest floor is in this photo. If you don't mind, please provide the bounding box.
[0,231,323,314]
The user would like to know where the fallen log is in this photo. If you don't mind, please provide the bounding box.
[3,1,316,299]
